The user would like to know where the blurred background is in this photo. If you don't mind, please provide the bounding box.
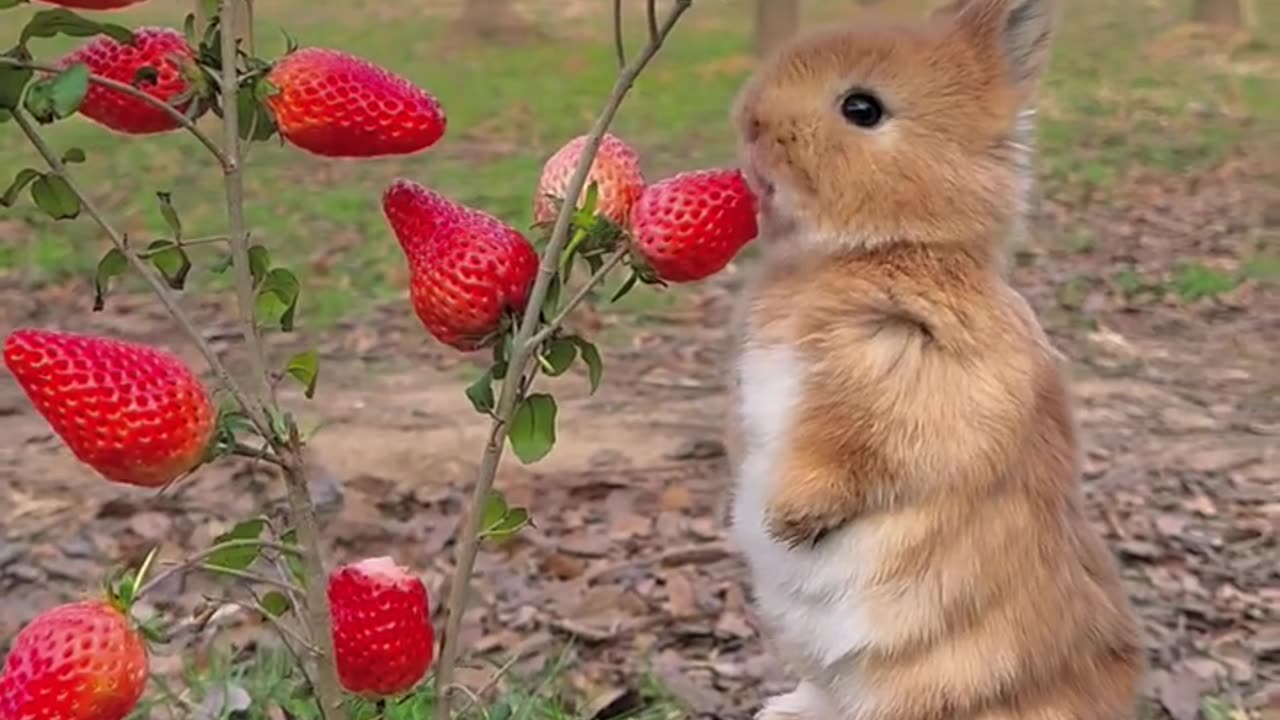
[0,1,1276,719]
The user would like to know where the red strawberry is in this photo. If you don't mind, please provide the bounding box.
[3,328,216,488]
[629,168,759,283]
[328,556,434,699]
[36,0,148,8]
[0,600,148,720]
[265,48,445,158]
[383,179,539,351]
[56,27,205,135]
[533,133,645,226]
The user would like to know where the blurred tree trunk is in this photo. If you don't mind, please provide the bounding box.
[458,0,534,39]
[754,0,800,58]
[1191,0,1245,27]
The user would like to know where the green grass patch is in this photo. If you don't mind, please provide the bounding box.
[130,645,687,720]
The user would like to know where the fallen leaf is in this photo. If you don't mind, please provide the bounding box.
[662,569,700,618]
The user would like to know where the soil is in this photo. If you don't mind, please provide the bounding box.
[0,158,1276,719]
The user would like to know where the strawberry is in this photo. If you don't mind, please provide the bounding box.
[629,168,759,283]
[0,600,148,720]
[56,27,205,135]
[36,0,148,8]
[328,556,434,699]
[533,133,645,227]
[3,328,216,489]
[382,179,539,351]
[265,48,446,158]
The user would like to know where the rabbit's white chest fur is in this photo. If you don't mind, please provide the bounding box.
[729,344,883,671]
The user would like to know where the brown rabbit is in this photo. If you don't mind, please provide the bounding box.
[724,1,1146,719]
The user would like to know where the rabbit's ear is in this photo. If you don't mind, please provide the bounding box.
[943,0,1057,97]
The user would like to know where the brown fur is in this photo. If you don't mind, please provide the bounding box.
[725,1,1145,718]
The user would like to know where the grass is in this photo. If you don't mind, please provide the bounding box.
[0,0,1276,330]
[130,644,687,720]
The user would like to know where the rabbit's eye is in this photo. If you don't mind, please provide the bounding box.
[841,92,885,129]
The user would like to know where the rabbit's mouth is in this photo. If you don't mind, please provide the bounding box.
[742,163,776,207]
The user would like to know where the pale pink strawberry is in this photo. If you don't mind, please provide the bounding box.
[533,133,645,226]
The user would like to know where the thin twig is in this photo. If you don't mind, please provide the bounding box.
[135,235,231,259]
[134,538,301,598]
[530,249,627,347]
[431,4,693,719]
[234,597,318,656]
[647,0,659,43]
[199,564,302,593]
[9,109,270,439]
[229,441,284,466]
[0,57,229,168]
[612,0,626,69]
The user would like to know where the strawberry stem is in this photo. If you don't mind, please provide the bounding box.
[431,3,693,719]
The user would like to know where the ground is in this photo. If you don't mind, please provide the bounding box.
[0,1,1277,719]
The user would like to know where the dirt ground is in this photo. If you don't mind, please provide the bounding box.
[0,156,1277,719]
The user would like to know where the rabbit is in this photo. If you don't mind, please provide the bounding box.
[723,1,1146,719]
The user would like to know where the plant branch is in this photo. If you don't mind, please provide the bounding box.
[531,249,627,346]
[612,0,626,69]
[218,0,272,411]
[9,109,270,439]
[199,564,304,593]
[0,57,229,168]
[136,235,231,259]
[134,538,301,598]
[215,3,346,719]
[647,0,660,42]
[236,597,318,656]
[229,441,284,466]
[431,4,692,719]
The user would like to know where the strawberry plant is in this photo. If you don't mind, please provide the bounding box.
[0,0,757,717]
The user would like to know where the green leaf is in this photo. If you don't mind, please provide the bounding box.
[610,269,640,302]
[284,350,319,399]
[480,489,508,534]
[145,239,191,290]
[259,591,290,617]
[581,180,600,217]
[237,80,277,142]
[258,267,300,331]
[182,12,197,47]
[508,393,557,464]
[209,254,233,275]
[155,191,182,240]
[132,65,158,88]
[488,507,530,539]
[465,370,495,414]
[0,49,33,110]
[543,272,562,315]
[1,0,31,9]
[20,8,134,45]
[570,336,603,393]
[1,168,39,207]
[61,147,85,164]
[93,247,128,311]
[542,337,577,377]
[280,529,305,583]
[23,62,88,123]
[247,245,270,285]
[206,517,268,571]
[30,173,79,220]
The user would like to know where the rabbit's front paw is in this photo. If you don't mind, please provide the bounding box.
[756,681,837,720]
